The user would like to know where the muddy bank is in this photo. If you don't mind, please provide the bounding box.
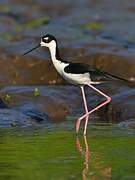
[0,86,78,127]
[0,85,135,128]
[0,51,135,86]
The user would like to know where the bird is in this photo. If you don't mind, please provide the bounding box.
[23,34,129,135]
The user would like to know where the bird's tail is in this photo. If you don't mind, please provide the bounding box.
[104,72,135,87]
[104,72,129,82]
[124,79,135,88]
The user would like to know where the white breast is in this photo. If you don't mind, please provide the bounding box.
[52,60,90,85]
[47,41,97,85]
[52,60,69,76]
[63,71,91,85]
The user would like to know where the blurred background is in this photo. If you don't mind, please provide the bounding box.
[0,0,135,85]
[0,1,135,179]
[0,0,135,123]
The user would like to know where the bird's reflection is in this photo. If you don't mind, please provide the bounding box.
[76,134,90,180]
[76,129,112,179]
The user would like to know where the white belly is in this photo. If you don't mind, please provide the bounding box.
[52,59,100,85]
[52,61,90,85]
[53,60,103,85]
[63,72,91,85]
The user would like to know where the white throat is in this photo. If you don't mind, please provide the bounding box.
[40,40,58,62]
[48,40,57,62]
[41,39,69,76]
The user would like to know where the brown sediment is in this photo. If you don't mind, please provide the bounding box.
[0,52,135,86]
[0,86,79,124]
[0,54,64,85]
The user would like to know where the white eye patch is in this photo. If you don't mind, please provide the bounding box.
[44,37,49,41]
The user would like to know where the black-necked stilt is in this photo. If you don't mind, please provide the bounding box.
[23,34,129,135]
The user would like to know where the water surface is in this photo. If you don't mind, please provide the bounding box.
[0,124,135,180]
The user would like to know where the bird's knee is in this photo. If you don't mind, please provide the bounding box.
[107,97,111,103]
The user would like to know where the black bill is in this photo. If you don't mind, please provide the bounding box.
[23,44,40,56]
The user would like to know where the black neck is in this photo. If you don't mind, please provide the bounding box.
[55,43,69,63]
[56,45,62,60]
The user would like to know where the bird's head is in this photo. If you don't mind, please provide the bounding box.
[23,34,57,56]
[40,34,57,48]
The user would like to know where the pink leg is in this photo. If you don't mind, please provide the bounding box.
[76,84,111,135]
[76,86,89,133]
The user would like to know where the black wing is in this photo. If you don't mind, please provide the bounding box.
[64,63,128,82]
[64,63,90,74]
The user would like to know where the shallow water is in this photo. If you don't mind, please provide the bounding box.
[0,86,135,179]
[0,0,135,179]
[0,125,135,180]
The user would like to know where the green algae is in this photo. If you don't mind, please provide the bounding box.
[82,22,103,31]
[0,125,134,180]
[33,88,40,97]
[16,16,49,32]
[1,16,49,41]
